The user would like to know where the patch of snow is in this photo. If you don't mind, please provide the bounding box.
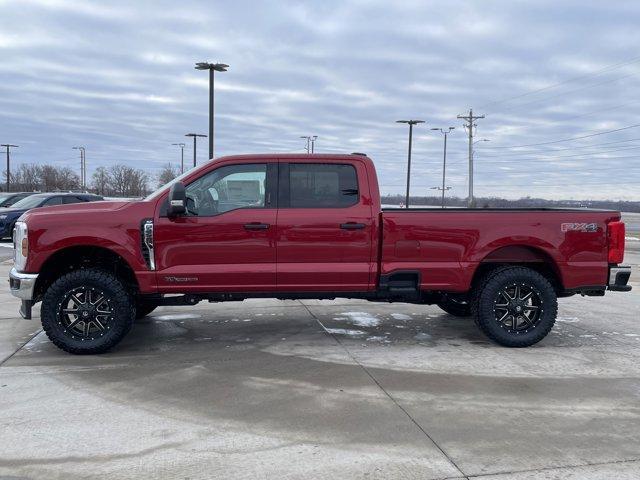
[626,236,639,242]
[324,328,367,336]
[340,311,381,327]
[367,336,390,343]
[154,313,201,321]
[390,313,411,321]
[414,332,432,341]
[623,333,639,337]
[557,316,580,323]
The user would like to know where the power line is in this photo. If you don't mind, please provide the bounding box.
[477,137,640,155]
[486,71,639,115]
[480,55,640,110]
[473,145,640,161]
[485,123,640,149]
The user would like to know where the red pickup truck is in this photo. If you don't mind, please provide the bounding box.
[9,153,631,354]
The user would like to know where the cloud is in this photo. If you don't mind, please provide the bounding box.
[0,0,638,200]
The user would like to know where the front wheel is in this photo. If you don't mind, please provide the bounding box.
[472,266,557,347]
[41,268,135,354]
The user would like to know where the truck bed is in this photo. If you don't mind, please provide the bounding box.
[380,209,621,292]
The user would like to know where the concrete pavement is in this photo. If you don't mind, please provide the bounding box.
[0,256,639,479]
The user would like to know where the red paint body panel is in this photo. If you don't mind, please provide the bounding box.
[380,210,619,291]
[19,153,622,296]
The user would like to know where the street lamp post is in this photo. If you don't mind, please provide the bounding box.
[172,142,186,174]
[431,127,455,208]
[396,120,425,208]
[185,133,207,168]
[195,62,228,160]
[72,146,86,190]
[1,144,18,192]
[310,135,317,153]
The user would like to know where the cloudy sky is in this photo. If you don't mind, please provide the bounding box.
[1,0,639,200]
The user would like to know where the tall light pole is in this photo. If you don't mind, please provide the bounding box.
[1,144,18,192]
[195,62,228,160]
[431,127,455,208]
[300,136,310,153]
[185,133,207,168]
[310,135,317,153]
[172,142,186,174]
[396,120,425,208]
[72,146,86,189]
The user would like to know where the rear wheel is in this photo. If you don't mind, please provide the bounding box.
[41,269,134,354]
[436,295,472,317]
[472,266,557,347]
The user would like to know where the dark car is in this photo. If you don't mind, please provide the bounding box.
[0,192,103,239]
[0,192,35,208]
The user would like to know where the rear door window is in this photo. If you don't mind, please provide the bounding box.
[43,196,63,206]
[288,163,358,208]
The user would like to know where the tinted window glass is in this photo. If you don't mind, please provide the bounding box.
[185,164,267,216]
[289,163,358,208]
[63,196,83,204]
[43,196,63,206]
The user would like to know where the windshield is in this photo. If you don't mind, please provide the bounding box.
[144,168,194,201]
[0,195,11,203]
[11,195,46,209]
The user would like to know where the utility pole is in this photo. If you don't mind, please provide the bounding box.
[172,143,186,173]
[300,136,310,153]
[430,186,451,206]
[185,133,207,168]
[431,127,455,208]
[1,144,18,192]
[396,120,425,208]
[457,109,484,208]
[72,146,86,189]
[310,135,317,153]
[195,62,228,160]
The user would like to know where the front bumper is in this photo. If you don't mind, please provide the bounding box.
[608,265,631,292]
[9,268,38,319]
[9,267,38,300]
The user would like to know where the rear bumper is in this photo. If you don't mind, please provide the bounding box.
[608,265,631,292]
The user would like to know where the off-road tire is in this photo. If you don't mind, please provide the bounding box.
[472,266,557,347]
[436,296,472,317]
[41,268,135,354]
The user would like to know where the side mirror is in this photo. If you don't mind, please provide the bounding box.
[167,182,187,216]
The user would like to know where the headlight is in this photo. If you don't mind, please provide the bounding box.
[13,221,28,272]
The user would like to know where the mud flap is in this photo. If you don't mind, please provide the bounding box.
[19,300,32,320]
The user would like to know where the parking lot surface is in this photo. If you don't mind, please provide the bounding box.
[0,242,639,479]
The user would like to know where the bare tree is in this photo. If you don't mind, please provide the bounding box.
[157,163,180,188]
[91,166,110,196]
[105,164,149,197]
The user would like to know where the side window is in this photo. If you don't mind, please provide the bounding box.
[289,163,359,208]
[43,196,63,206]
[63,196,83,204]
[185,163,267,216]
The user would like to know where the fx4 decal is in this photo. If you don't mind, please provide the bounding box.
[561,223,598,233]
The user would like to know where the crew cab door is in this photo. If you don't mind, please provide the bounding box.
[153,162,278,292]
[276,160,375,291]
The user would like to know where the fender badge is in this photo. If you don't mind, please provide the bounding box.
[561,223,598,232]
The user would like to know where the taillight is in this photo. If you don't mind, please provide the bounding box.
[607,221,625,264]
